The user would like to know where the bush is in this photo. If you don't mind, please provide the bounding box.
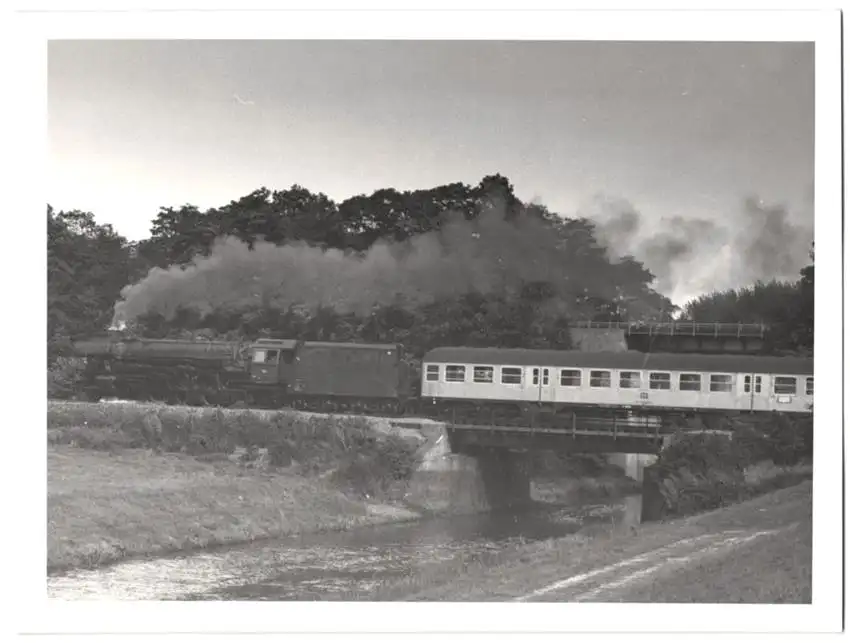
[48,425,141,451]
[47,357,86,400]
[332,433,419,498]
[647,413,814,519]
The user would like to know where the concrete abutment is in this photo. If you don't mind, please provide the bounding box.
[473,448,532,509]
[401,425,533,513]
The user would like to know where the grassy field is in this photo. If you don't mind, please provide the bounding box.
[47,445,422,574]
[350,479,812,602]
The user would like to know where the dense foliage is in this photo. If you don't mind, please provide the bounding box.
[47,207,147,363]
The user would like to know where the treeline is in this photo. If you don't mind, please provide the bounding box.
[680,250,814,355]
[47,173,813,366]
[48,174,675,362]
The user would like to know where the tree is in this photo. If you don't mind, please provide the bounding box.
[47,206,136,362]
[145,204,218,266]
[792,244,814,352]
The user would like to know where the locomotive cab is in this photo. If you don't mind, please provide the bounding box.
[249,339,300,388]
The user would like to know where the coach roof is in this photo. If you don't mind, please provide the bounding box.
[421,347,813,375]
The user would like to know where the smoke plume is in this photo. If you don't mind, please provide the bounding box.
[112,205,571,326]
[586,194,814,305]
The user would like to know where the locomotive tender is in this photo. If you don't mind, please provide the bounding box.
[70,336,813,432]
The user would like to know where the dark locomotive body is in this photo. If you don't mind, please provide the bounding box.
[73,336,254,404]
[72,335,410,415]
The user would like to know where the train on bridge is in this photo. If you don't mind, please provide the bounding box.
[69,334,813,445]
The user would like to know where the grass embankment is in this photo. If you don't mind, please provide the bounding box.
[343,480,812,602]
[47,401,424,574]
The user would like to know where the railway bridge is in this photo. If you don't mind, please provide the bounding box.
[424,403,757,510]
[568,321,770,354]
[430,407,683,509]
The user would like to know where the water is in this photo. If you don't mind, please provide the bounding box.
[47,495,642,601]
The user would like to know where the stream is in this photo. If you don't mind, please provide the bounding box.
[48,494,642,600]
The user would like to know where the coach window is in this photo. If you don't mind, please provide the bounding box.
[425,365,440,382]
[650,372,671,390]
[560,369,581,387]
[679,373,701,392]
[473,366,494,384]
[445,365,466,383]
[590,370,611,388]
[253,349,279,364]
[806,377,813,395]
[774,376,797,395]
[744,375,764,394]
[619,371,641,389]
[501,367,522,385]
[709,374,733,393]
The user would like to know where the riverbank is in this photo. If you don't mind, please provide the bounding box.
[47,401,638,574]
[47,401,642,574]
[47,446,642,575]
[47,445,426,574]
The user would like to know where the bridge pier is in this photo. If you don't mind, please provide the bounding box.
[473,448,532,509]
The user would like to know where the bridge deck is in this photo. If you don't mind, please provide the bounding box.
[448,422,665,440]
[446,423,665,455]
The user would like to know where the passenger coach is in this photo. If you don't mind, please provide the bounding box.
[420,347,813,416]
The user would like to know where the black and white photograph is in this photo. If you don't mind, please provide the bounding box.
[10,4,843,638]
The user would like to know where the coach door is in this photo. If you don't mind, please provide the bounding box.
[531,367,556,403]
[743,373,769,411]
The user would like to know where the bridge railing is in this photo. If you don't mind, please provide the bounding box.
[569,321,768,339]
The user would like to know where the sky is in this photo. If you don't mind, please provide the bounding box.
[48,40,814,305]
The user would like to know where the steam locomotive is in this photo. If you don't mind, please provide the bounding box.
[71,336,410,414]
[69,335,813,432]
